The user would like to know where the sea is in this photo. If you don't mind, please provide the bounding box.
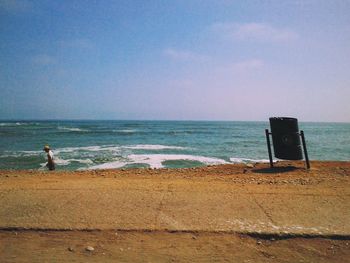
[0,120,349,170]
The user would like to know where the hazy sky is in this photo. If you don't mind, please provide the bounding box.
[1,0,349,122]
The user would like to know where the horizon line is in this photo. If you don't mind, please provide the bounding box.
[0,118,349,124]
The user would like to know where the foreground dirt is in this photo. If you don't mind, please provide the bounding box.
[0,161,349,262]
[1,230,349,263]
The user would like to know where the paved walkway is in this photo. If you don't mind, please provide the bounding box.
[0,172,349,236]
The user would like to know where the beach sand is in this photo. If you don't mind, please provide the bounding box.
[0,161,349,262]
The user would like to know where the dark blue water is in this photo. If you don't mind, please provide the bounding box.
[0,120,349,170]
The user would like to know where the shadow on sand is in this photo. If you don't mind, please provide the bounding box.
[252,166,298,174]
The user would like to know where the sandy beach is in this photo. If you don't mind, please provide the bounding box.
[0,161,349,262]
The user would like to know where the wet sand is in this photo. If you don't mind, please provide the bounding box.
[0,161,349,262]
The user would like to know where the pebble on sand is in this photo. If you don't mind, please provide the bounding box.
[85,246,94,252]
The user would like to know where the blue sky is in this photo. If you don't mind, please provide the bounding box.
[1,0,349,121]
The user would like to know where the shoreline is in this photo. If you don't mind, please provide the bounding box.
[1,159,350,172]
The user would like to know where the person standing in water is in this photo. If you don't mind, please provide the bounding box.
[43,145,55,170]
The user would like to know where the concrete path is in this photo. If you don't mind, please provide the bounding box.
[0,169,349,237]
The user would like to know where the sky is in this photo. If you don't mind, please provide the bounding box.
[0,0,350,122]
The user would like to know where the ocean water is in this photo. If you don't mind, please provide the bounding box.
[0,120,349,170]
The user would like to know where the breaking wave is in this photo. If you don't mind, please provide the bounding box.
[123,144,185,150]
[54,144,186,153]
[0,122,34,126]
[85,154,228,170]
[230,157,272,163]
[112,129,137,133]
[58,127,88,132]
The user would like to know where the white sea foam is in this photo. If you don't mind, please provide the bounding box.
[54,157,71,166]
[1,150,41,157]
[55,145,120,153]
[81,153,228,170]
[123,144,185,150]
[21,150,42,154]
[84,160,126,170]
[65,158,94,165]
[44,157,94,166]
[229,157,273,163]
[0,122,29,126]
[9,144,185,156]
[55,144,185,153]
[20,148,103,155]
[76,159,94,164]
[58,127,88,132]
[55,146,98,153]
[113,129,136,133]
[39,162,47,170]
[0,123,12,126]
[129,154,228,168]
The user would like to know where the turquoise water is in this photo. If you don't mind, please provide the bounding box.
[0,120,349,170]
